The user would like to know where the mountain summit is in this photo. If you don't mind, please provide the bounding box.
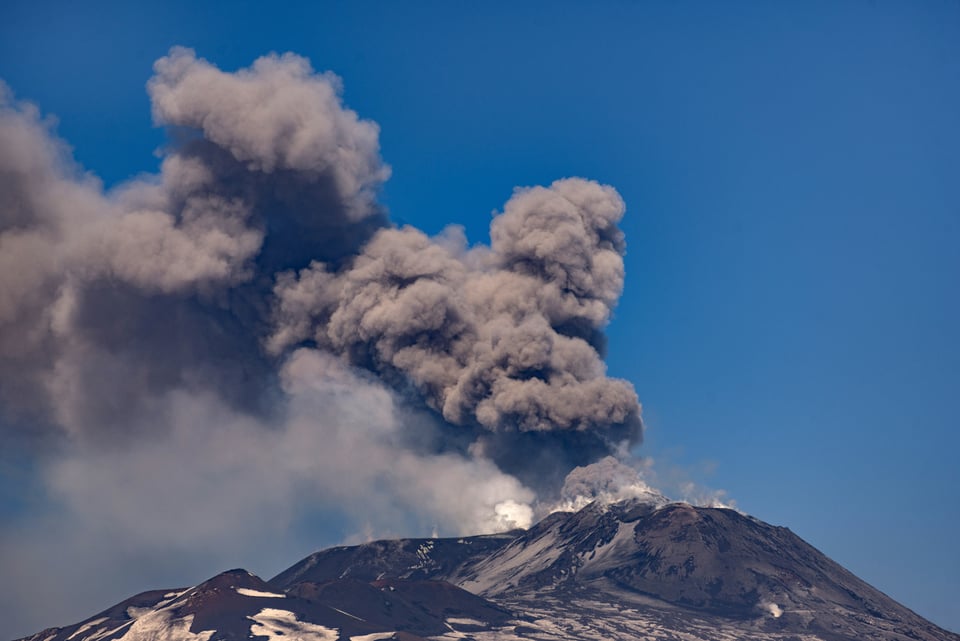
[17,499,958,641]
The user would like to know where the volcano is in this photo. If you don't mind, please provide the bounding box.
[16,499,958,641]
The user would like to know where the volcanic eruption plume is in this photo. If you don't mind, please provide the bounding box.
[0,49,649,628]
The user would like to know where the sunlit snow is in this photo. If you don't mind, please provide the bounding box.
[116,612,213,641]
[248,608,339,641]
[65,618,107,641]
[349,634,397,641]
[235,587,286,598]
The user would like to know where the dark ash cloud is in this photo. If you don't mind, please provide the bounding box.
[270,179,640,451]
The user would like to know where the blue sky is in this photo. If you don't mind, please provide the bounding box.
[1,0,958,634]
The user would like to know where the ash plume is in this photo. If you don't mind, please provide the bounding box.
[0,47,389,443]
[0,47,642,634]
[269,178,642,487]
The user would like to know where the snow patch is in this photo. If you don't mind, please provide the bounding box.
[457,526,563,595]
[116,612,213,641]
[84,621,133,641]
[66,618,109,640]
[350,634,397,641]
[330,606,366,621]
[248,608,338,641]
[236,587,286,598]
[410,540,435,569]
[577,519,641,574]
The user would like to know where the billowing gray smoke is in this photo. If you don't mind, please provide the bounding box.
[269,178,641,486]
[0,46,644,634]
[0,47,388,442]
[271,179,636,431]
[1,46,640,479]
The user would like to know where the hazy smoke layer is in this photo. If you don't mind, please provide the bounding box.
[0,48,642,635]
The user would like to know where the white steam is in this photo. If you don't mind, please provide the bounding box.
[551,456,668,513]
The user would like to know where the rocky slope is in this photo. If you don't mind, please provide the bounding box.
[16,499,959,641]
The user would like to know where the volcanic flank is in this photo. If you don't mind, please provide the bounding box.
[17,499,959,641]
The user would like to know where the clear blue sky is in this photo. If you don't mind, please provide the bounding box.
[1,0,958,633]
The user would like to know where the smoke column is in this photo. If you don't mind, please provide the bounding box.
[1,45,642,494]
[0,48,647,634]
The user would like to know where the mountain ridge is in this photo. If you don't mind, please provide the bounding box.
[16,499,959,641]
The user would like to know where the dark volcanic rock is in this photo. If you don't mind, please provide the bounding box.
[602,503,895,616]
[287,578,512,637]
[451,500,959,640]
[270,531,519,588]
[168,569,382,640]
